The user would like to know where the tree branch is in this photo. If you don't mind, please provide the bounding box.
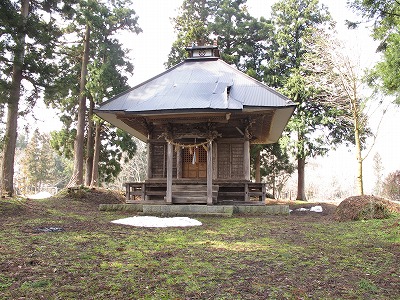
[361,102,391,161]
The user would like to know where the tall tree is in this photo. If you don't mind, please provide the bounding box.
[266,0,354,200]
[208,0,272,76]
[168,0,296,194]
[45,0,141,187]
[166,0,211,67]
[304,33,390,195]
[85,37,138,185]
[1,0,29,197]
[349,0,400,104]
[166,0,272,75]
[70,0,140,186]
[0,0,73,196]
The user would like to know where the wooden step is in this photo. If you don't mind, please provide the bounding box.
[172,185,219,192]
[172,191,218,197]
[171,184,219,204]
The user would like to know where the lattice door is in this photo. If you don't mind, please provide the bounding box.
[182,146,207,178]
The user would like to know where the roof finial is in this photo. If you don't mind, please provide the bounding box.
[185,41,220,60]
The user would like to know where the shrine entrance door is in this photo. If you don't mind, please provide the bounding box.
[182,146,207,179]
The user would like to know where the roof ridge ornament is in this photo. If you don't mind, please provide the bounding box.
[186,40,220,59]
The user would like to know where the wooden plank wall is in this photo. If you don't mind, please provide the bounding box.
[149,138,245,181]
[149,142,176,179]
[217,142,244,180]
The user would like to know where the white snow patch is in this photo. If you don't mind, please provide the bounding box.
[297,208,309,212]
[111,216,203,228]
[310,205,323,213]
[26,191,53,199]
[292,206,324,213]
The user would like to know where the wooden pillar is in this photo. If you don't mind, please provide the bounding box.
[166,142,173,203]
[212,142,217,180]
[261,183,266,202]
[207,141,213,205]
[125,183,130,201]
[146,133,153,179]
[176,146,182,179]
[244,139,250,181]
[244,182,249,202]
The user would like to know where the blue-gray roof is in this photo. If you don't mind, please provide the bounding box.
[95,57,296,142]
[97,57,295,113]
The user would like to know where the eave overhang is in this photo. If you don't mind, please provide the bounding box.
[95,104,296,144]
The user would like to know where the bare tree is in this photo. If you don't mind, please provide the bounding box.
[372,152,384,196]
[110,139,147,190]
[304,32,389,195]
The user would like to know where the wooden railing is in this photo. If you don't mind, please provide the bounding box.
[125,181,266,204]
[217,182,266,203]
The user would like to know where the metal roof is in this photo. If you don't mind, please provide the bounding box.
[96,57,295,114]
[95,56,296,142]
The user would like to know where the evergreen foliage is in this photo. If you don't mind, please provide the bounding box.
[349,0,400,104]
[44,0,142,186]
[168,0,357,199]
[266,0,355,199]
[19,129,69,194]
[0,0,75,196]
[251,143,295,199]
[166,0,271,78]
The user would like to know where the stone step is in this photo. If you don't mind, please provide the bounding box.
[172,196,208,204]
[143,204,234,217]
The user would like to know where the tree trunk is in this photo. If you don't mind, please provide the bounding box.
[272,155,276,199]
[90,121,102,187]
[296,129,307,201]
[1,0,29,197]
[354,126,364,195]
[351,90,364,195]
[85,95,95,186]
[296,157,306,201]
[72,24,90,186]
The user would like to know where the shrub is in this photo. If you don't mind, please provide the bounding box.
[335,195,400,221]
[382,170,400,201]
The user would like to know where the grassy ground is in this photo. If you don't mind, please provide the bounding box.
[0,190,399,300]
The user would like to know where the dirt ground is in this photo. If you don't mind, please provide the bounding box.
[1,189,399,299]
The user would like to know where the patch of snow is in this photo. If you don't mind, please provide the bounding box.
[293,206,324,213]
[297,208,309,212]
[26,191,53,199]
[111,216,202,228]
[36,227,64,233]
[310,205,323,213]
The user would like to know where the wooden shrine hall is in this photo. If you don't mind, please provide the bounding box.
[95,45,296,205]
